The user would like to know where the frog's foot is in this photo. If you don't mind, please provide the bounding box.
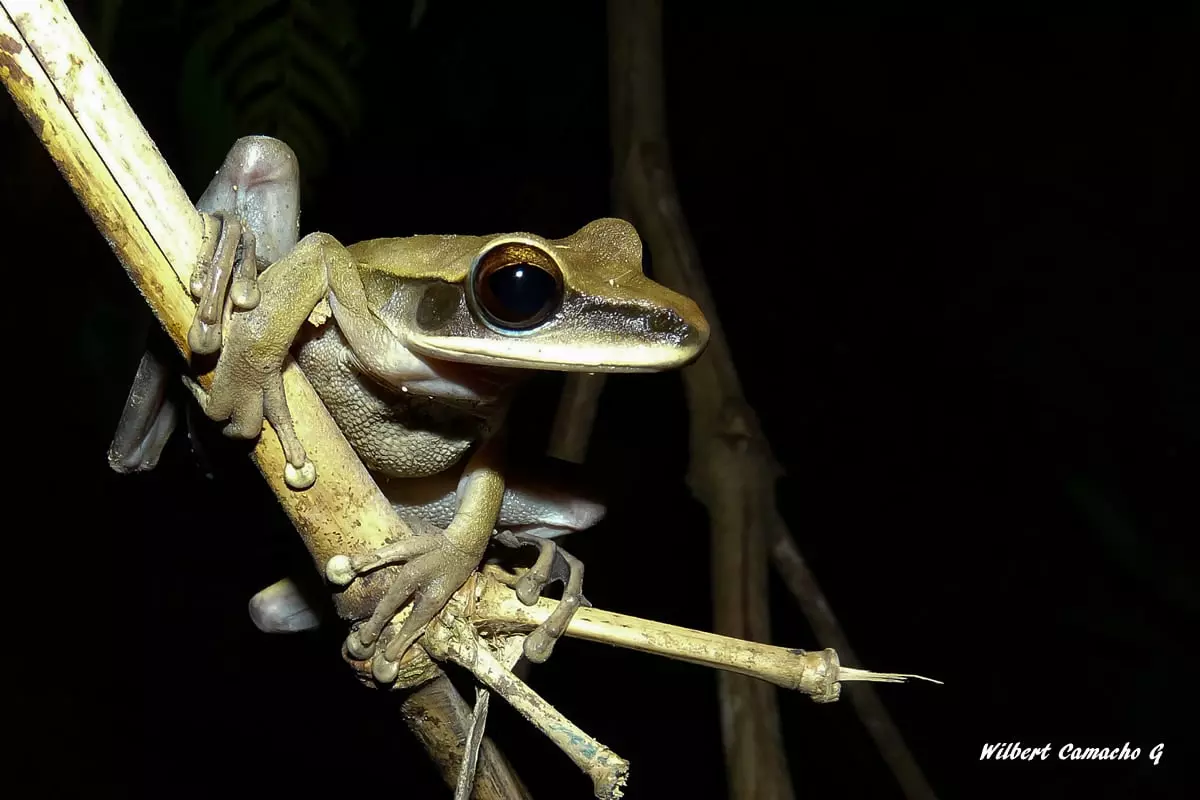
[108,347,179,473]
[187,212,263,356]
[492,530,587,664]
[248,577,321,633]
[327,525,486,684]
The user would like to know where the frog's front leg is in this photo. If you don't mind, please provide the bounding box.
[329,458,590,674]
[328,439,507,683]
[183,230,344,487]
[250,469,607,634]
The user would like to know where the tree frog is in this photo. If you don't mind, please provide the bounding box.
[110,136,709,683]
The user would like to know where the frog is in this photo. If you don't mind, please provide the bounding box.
[109,136,709,683]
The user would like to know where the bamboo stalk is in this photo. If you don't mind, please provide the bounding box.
[0,5,526,796]
[0,0,411,622]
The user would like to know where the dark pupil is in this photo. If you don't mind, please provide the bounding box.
[482,263,556,325]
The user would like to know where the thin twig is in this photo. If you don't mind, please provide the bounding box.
[400,677,532,799]
[0,4,527,796]
[426,607,631,799]
[466,569,938,694]
[454,630,527,800]
[417,568,941,796]
[454,689,492,800]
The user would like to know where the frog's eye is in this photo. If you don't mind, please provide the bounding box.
[469,241,564,331]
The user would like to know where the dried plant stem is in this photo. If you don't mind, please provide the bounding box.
[467,570,937,695]
[426,611,630,799]
[452,630,528,800]
[454,688,493,800]
[0,4,526,796]
[400,678,532,800]
[411,570,940,795]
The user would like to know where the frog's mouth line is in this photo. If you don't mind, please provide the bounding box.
[409,337,700,373]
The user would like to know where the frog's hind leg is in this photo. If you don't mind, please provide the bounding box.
[195,136,301,266]
[248,577,322,633]
[107,136,301,473]
[189,136,302,353]
[107,345,179,474]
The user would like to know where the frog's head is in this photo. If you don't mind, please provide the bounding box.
[403,218,710,373]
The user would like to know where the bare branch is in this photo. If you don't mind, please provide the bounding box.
[467,570,937,694]
[0,4,527,796]
[423,571,939,799]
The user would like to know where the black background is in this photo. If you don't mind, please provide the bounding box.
[5,1,1194,797]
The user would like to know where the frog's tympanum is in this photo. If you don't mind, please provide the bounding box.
[110,137,709,682]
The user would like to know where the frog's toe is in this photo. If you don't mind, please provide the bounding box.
[188,213,262,356]
[330,529,482,683]
[224,396,266,439]
[181,374,219,419]
[229,230,261,311]
[261,373,311,476]
[189,353,313,486]
[342,549,436,665]
[284,460,316,490]
[494,531,587,664]
[369,587,451,681]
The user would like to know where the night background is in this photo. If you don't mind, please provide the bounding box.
[5,1,1194,797]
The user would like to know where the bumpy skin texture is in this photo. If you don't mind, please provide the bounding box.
[296,324,493,478]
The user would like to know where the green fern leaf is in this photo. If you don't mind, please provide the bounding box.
[178,0,363,189]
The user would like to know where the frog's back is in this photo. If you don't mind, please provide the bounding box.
[347,235,487,283]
